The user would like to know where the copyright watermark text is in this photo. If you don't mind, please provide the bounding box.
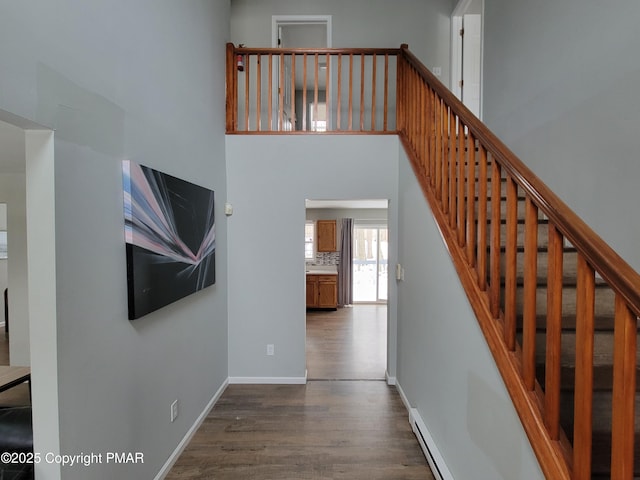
[1,451,144,466]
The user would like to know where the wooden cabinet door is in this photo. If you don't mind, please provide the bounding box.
[317,275,337,308]
[316,220,337,252]
[306,275,318,307]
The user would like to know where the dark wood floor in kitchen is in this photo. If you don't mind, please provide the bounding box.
[167,305,434,480]
[306,305,387,380]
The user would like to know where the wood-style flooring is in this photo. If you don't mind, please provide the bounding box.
[167,306,434,479]
[306,305,387,380]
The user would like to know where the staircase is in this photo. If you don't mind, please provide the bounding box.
[482,160,640,478]
[226,42,640,479]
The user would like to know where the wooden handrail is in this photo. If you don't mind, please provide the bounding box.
[234,46,401,56]
[398,44,640,479]
[399,45,640,316]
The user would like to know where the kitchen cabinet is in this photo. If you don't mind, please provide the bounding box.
[316,220,337,252]
[306,274,338,309]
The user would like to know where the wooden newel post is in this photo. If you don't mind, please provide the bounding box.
[226,43,238,133]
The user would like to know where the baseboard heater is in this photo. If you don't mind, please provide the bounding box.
[409,408,453,480]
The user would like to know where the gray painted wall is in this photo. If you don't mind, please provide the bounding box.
[396,145,543,479]
[0,2,230,478]
[231,0,453,85]
[483,0,640,270]
[226,135,399,380]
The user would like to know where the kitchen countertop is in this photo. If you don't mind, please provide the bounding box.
[305,266,338,275]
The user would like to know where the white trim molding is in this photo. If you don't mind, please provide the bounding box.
[271,15,333,48]
[228,375,307,385]
[385,371,397,386]
[154,378,229,480]
[396,382,454,480]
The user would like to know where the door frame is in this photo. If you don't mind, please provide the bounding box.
[271,15,333,48]
[271,16,332,131]
[0,109,60,479]
[451,0,484,119]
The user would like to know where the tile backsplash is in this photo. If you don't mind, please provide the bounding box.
[308,251,340,266]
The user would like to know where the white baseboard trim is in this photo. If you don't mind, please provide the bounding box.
[396,380,411,412]
[228,375,307,385]
[385,371,397,385]
[154,377,229,480]
[396,382,454,480]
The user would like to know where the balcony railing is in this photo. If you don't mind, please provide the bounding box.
[226,43,399,133]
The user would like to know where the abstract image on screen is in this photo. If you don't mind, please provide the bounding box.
[122,160,215,320]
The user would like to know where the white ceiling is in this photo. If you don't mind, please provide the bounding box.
[0,120,25,174]
[305,199,388,210]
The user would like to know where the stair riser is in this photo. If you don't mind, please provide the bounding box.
[502,284,615,317]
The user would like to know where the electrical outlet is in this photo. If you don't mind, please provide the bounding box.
[432,66,442,76]
[170,400,178,422]
[267,344,275,356]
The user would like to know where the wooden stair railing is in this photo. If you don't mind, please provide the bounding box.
[226,42,640,479]
[226,43,399,134]
[397,44,640,479]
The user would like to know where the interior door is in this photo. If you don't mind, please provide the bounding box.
[275,27,293,131]
[462,14,482,118]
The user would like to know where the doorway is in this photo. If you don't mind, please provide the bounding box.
[272,16,332,131]
[451,0,484,118]
[271,15,332,48]
[0,110,59,477]
[304,199,388,380]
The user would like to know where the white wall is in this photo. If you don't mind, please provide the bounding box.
[396,145,543,479]
[226,135,399,381]
[0,2,230,479]
[483,0,640,271]
[0,173,29,366]
[231,0,453,85]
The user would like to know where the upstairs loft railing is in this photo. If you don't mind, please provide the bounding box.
[226,43,640,479]
[226,43,398,133]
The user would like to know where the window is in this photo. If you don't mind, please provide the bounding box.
[309,103,327,132]
[353,225,388,303]
[304,221,315,259]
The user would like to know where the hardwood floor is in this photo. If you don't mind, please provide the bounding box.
[166,382,433,480]
[306,305,387,380]
[167,305,434,479]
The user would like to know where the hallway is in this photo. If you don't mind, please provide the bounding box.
[167,306,433,479]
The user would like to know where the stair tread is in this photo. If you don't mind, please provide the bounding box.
[532,331,639,367]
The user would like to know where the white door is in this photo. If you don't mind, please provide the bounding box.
[276,26,294,131]
[462,14,482,118]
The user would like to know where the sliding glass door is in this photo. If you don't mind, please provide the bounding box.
[353,225,388,303]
